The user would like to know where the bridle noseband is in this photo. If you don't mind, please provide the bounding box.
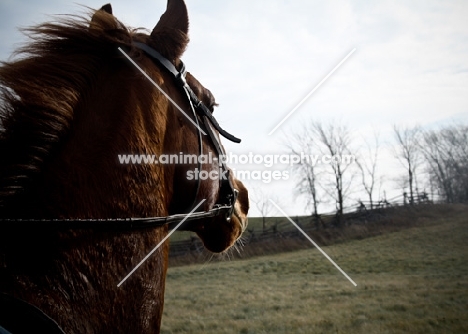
[0,43,242,231]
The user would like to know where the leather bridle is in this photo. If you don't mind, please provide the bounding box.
[132,42,241,229]
[0,43,241,231]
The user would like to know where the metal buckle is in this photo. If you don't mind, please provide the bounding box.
[226,189,239,221]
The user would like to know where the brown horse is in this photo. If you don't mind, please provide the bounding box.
[0,1,248,333]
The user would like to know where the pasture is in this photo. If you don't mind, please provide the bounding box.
[161,205,468,333]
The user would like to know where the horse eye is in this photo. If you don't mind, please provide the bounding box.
[209,102,219,113]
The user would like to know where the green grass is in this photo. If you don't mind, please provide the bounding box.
[161,205,468,333]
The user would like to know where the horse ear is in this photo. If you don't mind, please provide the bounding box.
[100,4,113,14]
[151,0,190,60]
[90,4,118,30]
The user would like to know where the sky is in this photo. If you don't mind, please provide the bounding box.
[0,0,467,217]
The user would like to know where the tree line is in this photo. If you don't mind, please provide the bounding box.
[395,123,468,205]
[253,120,467,225]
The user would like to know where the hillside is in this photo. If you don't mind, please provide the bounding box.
[161,204,468,333]
[169,204,463,266]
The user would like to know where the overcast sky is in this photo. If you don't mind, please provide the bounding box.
[1,1,467,216]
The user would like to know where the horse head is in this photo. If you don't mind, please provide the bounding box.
[119,0,250,252]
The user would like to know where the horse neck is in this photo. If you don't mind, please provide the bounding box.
[0,64,184,332]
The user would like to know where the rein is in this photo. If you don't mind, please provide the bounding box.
[0,293,66,334]
[0,204,234,230]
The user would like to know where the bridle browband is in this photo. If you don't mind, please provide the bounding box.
[0,43,241,231]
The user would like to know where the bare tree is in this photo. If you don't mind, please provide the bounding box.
[251,187,275,232]
[284,120,355,225]
[392,125,422,205]
[420,124,468,203]
[284,126,321,217]
[297,162,320,217]
[311,121,355,224]
[355,130,381,209]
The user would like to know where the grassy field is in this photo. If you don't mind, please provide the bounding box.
[161,205,468,333]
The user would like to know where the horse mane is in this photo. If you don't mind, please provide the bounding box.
[0,9,156,212]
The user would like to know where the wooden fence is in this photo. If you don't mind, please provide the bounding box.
[169,192,433,258]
